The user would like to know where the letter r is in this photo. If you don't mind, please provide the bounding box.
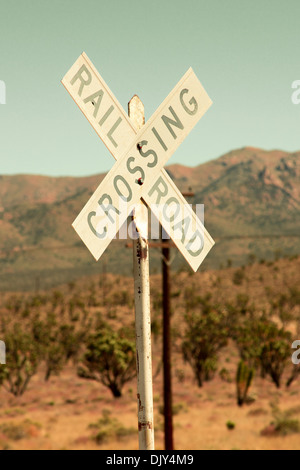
[70,65,92,97]
[148,176,168,204]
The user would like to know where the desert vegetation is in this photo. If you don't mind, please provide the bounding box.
[0,255,299,449]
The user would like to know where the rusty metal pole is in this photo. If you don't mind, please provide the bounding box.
[161,227,174,450]
[129,95,155,450]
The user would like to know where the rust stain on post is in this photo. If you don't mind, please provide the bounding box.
[140,245,148,260]
[138,421,153,431]
[137,393,144,412]
[136,241,148,262]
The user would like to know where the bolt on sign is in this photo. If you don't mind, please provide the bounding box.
[62,53,214,271]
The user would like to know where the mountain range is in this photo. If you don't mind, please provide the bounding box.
[0,146,299,291]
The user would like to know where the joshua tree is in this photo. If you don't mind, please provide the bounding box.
[236,360,254,406]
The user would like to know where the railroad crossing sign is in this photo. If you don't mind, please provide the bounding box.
[62,53,214,271]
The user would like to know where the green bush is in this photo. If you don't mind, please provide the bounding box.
[0,325,40,396]
[226,421,235,430]
[78,326,136,397]
[0,420,41,441]
[88,410,135,444]
[232,269,245,286]
[235,318,292,388]
[265,402,300,436]
[182,307,228,387]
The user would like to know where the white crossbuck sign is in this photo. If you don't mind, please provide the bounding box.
[62,53,215,272]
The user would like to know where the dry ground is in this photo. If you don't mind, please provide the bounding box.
[0,361,299,450]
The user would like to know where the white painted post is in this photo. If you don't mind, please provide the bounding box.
[129,95,155,450]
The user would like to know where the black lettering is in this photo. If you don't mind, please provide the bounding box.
[126,156,145,181]
[114,175,132,202]
[148,176,168,204]
[161,106,184,139]
[98,194,120,223]
[173,216,190,244]
[186,229,204,256]
[163,197,181,223]
[99,105,114,126]
[83,90,104,118]
[138,140,158,168]
[70,64,92,97]
[87,211,107,239]
[107,117,122,148]
[152,126,168,151]
[180,88,198,116]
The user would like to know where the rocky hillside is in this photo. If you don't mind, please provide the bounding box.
[0,147,299,290]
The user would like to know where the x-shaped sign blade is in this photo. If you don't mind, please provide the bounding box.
[62,53,214,272]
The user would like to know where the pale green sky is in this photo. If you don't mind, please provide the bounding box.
[0,0,300,176]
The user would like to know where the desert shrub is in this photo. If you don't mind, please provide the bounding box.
[262,402,300,436]
[226,421,235,430]
[235,318,292,388]
[234,320,262,366]
[273,249,282,261]
[175,368,185,383]
[247,408,268,417]
[184,290,212,314]
[67,295,88,323]
[271,287,300,327]
[288,286,300,307]
[171,290,181,298]
[88,409,135,444]
[51,290,64,309]
[232,268,245,286]
[258,322,291,388]
[0,419,41,441]
[32,315,64,382]
[235,294,253,316]
[159,402,188,416]
[247,253,256,265]
[151,315,161,343]
[286,364,300,388]
[274,418,300,436]
[78,326,136,397]
[219,368,232,383]
[58,324,80,360]
[5,296,23,314]
[0,325,40,396]
[32,312,87,382]
[182,308,228,387]
[152,291,162,311]
[110,290,132,307]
